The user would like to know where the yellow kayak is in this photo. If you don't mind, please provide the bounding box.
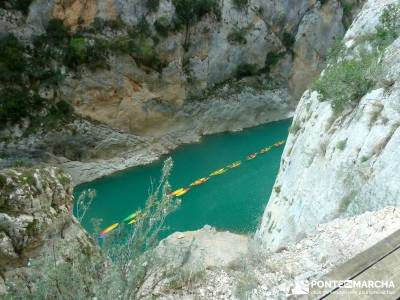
[227,161,241,169]
[210,168,227,176]
[123,211,141,222]
[175,188,190,197]
[99,223,119,237]
[190,177,209,187]
[128,216,140,225]
[260,146,272,154]
[170,188,185,196]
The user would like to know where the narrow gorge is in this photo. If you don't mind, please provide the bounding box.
[1,0,400,299]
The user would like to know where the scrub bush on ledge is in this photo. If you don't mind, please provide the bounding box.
[312,3,400,115]
[312,51,381,114]
[5,158,182,299]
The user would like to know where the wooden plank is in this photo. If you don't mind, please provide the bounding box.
[327,249,400,299]
[308,229,400,299]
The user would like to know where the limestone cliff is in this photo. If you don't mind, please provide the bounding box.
[256,0,400,251]
[0,167,102,295]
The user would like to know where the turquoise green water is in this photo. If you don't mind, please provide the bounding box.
[74,119,291,239]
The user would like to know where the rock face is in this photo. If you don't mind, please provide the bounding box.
[143,207,400,299]
[256,0,400,251]
[0,0,355,183]
[0,167,101,295]
[289,0,345,99]
[156,226,249,270]
[5,0,347,134]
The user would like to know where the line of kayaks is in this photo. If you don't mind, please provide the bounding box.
[97,140,286,238]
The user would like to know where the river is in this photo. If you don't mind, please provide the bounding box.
[74,118,291,239]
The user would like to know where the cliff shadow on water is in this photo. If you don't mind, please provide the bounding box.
[74,119,292,240]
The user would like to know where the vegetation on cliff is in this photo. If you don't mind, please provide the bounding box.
[0,0,33,15]
[313,3,400,114]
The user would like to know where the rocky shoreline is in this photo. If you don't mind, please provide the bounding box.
[65,87,294,185]
[1,85,294,186]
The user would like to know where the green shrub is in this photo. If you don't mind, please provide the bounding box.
[64,37,87,68]
[326,39,345,63]
[255,6,264,17]
[374,3,400,48]
[107,37,131,55]
[232,0,249,10]
[313,52,380,114]
[0,0,34,15]
[0,88,44,124]
[84,41,110,70]
[264,51,284,73]
[147,0,160,12]
[136,16,152,37]
[341,1,353,16]
[235,63,258,79]
[336,139,347,150]
[227,26,247,45]
[173,0,220,24]
[131,38,165,71]
[53,100,74,118]
[106,16,126,30]
[313,4,399,116]
[46,19,71,46]
[360,155,370,163]
[282,31,296,48]
[0,34,27,83]
[154,17,172,37]
[195,0,221,19]
[173,0,220,49]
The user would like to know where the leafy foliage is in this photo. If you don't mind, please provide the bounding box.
[0,0,34,15]
[147,0,160,12]
[313,3,400,115]
[232,0,249,10]
[374,3,400,48]
[282,31,296,49]
[0,88,44,124]
[227,26,247,45]
[154,17,172,37]
[235,63,258,79]
[92,17,126,31]
[46,18,71,46]
[173,0,220,24]
[340,0,353,16]
[172,0,221,50]
[0,34,27,83]
[313,52,380,114]
[263,51,285,73]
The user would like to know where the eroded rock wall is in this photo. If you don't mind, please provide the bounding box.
[256,0,400,251]
[0,167,101,294]
[15,0,348,134]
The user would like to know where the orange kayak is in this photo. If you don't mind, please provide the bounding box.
[99,223,119,238]
[190,177,209,187]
